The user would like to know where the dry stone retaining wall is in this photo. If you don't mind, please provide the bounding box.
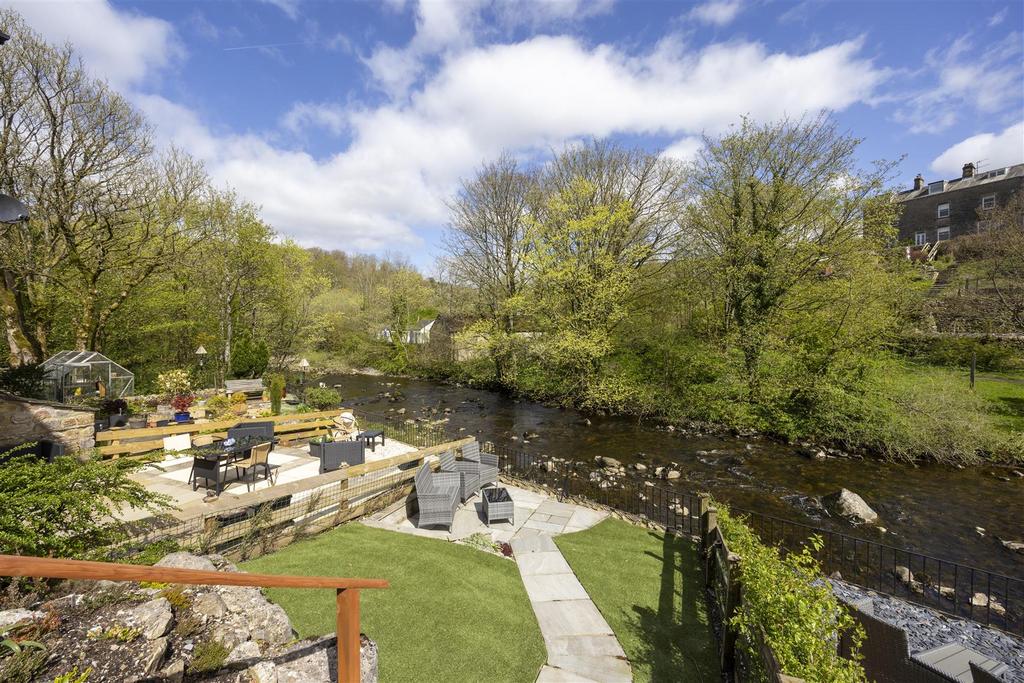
[0,391,96,451]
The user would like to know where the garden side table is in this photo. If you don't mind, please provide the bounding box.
[482,487,514,526]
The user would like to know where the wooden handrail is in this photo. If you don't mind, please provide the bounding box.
[0,554,387,682]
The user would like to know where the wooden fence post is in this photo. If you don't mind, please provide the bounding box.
[721,556,741,674]
[336,588,361,683]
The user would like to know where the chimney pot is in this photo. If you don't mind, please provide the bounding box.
[913,174,925,191]
[962,163,975,179]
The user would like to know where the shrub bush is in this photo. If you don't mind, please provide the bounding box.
[230,391,247,404]
[303,386,341,410]
[266,373,285,415]
[203,394,232,419]
[716,505,865,683]
[0,448,170,559]
[157,369,192,398]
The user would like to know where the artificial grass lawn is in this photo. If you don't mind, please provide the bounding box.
[241,523,546,682]
[555,519,719,683]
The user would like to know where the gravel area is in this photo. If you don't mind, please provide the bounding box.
[831,579,1024,682]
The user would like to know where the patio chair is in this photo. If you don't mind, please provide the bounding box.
[316,440,365,474]
[414,463,460,530]
[461,440,498,488]
[438,449,480,502]
[187,435,216,487]
[234,441,273,492]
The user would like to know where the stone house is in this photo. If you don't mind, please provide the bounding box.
[895,162,1024,246]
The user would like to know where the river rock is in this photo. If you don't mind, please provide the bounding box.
[823,488,878,525]
[999,539,1024,554]
[893,565,914,586]
[595,456,621,469]
[971,592,1006,616]
[666,470,681,480]
[634,463,648,473]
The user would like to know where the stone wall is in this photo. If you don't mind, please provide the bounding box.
[0,390,96,452]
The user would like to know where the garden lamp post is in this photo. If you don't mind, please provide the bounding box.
[195,345,207,368]
[298,357,310,384]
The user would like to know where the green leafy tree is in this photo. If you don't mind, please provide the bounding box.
[523,178,647,401]
[231,335,270,378]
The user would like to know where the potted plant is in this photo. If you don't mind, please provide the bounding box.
[171,394,195,422]
[101,398,130,428]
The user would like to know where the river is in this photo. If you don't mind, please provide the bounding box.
[322,372,1023,578]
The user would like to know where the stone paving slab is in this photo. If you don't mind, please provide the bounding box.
[522,573,590,602]
[530,599,614,639]
[517,551,574,576]
[547,655,632,683]
[535,665,601,682]
[544,635,626,657]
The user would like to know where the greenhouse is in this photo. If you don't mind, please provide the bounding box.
[41,351,134,403]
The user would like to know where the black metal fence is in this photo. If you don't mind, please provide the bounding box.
[472,437,1023,638]
[732,507,1024,637]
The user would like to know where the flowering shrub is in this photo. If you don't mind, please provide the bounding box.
[157,369,192,398]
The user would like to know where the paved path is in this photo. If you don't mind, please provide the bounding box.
[364,485,632,682]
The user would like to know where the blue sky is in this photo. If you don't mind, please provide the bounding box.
[7,0,1024,270]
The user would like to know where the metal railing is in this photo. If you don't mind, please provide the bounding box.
[473,437,1022,637]
[733,507,1024,637]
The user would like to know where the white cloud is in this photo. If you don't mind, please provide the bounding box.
[930,122,1024,176]
[662,137,705,163]
[895,31,1023,134]
[989,7,1008,27]
[8,0,180,90]
[690,0,743,26]
[167,35,883,254]
[260,0,300,21]
[281,103,349,136]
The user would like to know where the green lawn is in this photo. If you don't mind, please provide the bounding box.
[973,373,1024,432]
[241,524,546,682]
[555,519,719,683]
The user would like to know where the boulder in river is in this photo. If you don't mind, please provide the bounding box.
[999,539,1024,555]
[595,456,621,469]
[823,488,879,525]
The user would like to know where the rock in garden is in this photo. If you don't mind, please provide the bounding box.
[823,488,878,525]
[0,608,44,630]
[155,552,217,572]
[246,661,279,683]
[225,640,263,669]
[193,592,228,619]
[137,637,168,678]
[118,597,173,640]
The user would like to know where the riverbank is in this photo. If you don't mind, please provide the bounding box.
[319,372,1024,578]
[303,350,1023,467]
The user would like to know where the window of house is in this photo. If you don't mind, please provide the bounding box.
[981,195,996,210]
[915,231,926,246]
[937,203,950,218]
[937,227,950,241]
[928,181,945,194]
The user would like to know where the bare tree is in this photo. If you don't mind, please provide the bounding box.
[443,152,536,382]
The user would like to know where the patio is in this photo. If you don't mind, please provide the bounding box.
[125,437,418,516]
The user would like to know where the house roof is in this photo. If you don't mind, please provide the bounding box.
[897,163,1024,203]
[410,318,435,331]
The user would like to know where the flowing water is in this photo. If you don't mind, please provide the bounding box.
[322,372,1023,578]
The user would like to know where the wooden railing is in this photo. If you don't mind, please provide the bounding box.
[94,410,340,458]
[0,554,387,683]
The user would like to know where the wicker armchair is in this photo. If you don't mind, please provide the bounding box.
[438,450,481,502]
[414,463,460,530]
[461,440,498,488]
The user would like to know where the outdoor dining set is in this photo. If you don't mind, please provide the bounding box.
[413,440,511,530]
[188,421,277,495]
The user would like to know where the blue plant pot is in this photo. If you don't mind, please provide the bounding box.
[173,412,191,423]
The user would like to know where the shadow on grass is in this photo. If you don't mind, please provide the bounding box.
[630,532,718,683]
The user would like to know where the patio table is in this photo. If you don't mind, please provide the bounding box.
[190,435,271,495]
[482,487,514,526]
[356,429,385,451]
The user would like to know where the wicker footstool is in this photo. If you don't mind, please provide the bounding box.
[482,487,514,526]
